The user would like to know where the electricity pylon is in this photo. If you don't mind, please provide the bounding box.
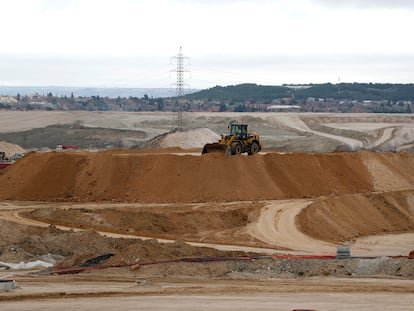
[170,47,190,131]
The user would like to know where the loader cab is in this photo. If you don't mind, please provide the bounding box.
[229,124,247,139]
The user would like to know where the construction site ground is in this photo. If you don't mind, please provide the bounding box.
[1,111,414,152]
[1,112,414,310]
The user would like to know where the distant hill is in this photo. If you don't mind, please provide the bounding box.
[2,83,414,102]
[0,86,199,98]
[186,84,289,101]
[186,83,414,102]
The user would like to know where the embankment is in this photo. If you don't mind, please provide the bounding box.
[1,150,413,203]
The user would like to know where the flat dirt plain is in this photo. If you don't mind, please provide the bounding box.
[1,111,414,151]
[1,111,414,310]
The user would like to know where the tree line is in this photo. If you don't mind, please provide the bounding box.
[185,83,414,102]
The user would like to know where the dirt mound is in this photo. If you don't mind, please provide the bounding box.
[160,128,220,148]
[23,202,263,246]
[106,239,238,266]
[0,219,132,264]
[0,219,244,266]
[1,150,414,202]
[135,128,220,149]
[297,190,414,243]
[135,147,199,154]
[0,141,25,157]
[360,151,414,191]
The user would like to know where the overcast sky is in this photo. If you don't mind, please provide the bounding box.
[1,0,413,88]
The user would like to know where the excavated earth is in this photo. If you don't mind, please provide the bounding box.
[1,149,414,310]
[4,150,412,202]
[0,141,25,157]
[1,149,414,251]
[2,114,414,309]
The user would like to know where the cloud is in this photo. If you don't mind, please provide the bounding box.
[170,0,271,3]
[171,0,414,8]
[38,0,77,10]
[311,0,414,9]
[1,0,413,87]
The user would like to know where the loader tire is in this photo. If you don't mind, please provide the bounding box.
[248,142,260,155]
[231,142,242,155]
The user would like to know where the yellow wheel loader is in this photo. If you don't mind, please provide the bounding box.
[202,123,262,156]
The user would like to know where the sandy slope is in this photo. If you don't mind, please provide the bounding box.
[2,150,414,203]
[1,150,413,256]
[0,151,380,202]
[160,128,220,148]
[2,198,413,256]
[0,141,25,157]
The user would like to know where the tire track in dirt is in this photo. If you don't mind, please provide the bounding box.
[0,201,337,255]
[274,115,364,150]
[370,127,399,149]
[2,200,412,256]
[246,200,336,254]
[0,204,280,255]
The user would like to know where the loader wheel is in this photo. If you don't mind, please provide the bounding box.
[231,142,242,155]
[248,142,259,155]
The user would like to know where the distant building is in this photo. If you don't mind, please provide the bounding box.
[267,105,300,112]
[283,84,312,90]
[0,96,18,104]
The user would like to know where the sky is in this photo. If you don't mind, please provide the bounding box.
[0,0,413,89]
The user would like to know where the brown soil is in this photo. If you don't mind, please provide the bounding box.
[1,149,414,273]
[134,147,200,154]
[23,202,263,245]
[360,151,414,191]
[297,190,414,243]
[2,114,414,308]
[3,150,413,203]
[1,149,414,256]
[0,219,132,264]
[0,218,247,267]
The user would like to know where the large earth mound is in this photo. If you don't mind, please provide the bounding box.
[160,128,220,148]
[298,190,414,243]
[0,219,243,266]
[135,128,220,149]
[1,150,414,202]
[0,141,25,157]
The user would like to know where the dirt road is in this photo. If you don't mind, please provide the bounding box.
[4,293,414,311]
[0,201,279,254]
[324,120,414,151]
[1,200,413,257]
[2,276,414,310]
[274,115,364,150]
[0,200,338,255]
[371,127,398,148]
[247,199,336,253]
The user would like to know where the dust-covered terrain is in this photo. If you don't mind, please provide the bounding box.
[1,111,414,152]
[1,111,414,310]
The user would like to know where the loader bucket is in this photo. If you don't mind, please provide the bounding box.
[202,143,230,155]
